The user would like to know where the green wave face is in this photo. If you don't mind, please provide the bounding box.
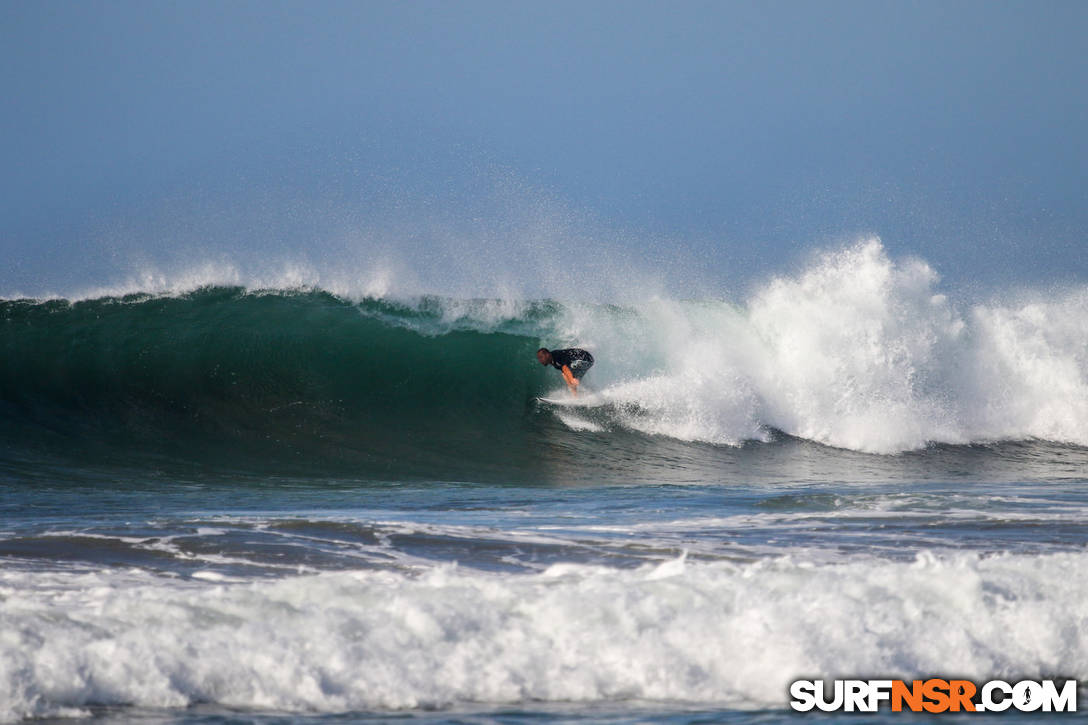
[0,288,560,479]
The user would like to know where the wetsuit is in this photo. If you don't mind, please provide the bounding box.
[550,348,594,379]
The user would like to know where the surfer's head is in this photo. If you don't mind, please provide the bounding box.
[536,348,552,366]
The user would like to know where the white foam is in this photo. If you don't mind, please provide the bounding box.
[556,239,1088,452]
[1,551,1086,720]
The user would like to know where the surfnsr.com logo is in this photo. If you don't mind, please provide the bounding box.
[789,679,1077,713]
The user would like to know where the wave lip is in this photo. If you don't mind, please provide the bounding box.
[2,550,1086,720]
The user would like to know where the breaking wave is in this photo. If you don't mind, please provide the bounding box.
[2,239,1086,469]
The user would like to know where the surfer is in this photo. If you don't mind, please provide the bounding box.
[537,347,594,396]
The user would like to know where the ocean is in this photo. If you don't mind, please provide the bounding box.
[2,240,1087,723]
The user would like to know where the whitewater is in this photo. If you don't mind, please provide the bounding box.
[4,552,1088,720]
[3,238,1088,724]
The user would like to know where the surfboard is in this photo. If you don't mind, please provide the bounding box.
[536,392,610,408]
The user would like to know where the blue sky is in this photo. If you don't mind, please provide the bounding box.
[2,0,1086,295]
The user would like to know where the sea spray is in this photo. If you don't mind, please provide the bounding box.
[553,240,1088,452]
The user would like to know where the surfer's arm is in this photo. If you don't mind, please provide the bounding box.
[561,365,579,393]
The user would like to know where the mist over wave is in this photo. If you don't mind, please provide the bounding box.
[2,239,1086,462]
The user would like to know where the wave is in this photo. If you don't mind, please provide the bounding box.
[0,288,560,479]
[2,239,1086,472]
[2,550,1087,719]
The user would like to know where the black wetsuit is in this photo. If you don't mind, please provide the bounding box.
[550,348,594,379]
